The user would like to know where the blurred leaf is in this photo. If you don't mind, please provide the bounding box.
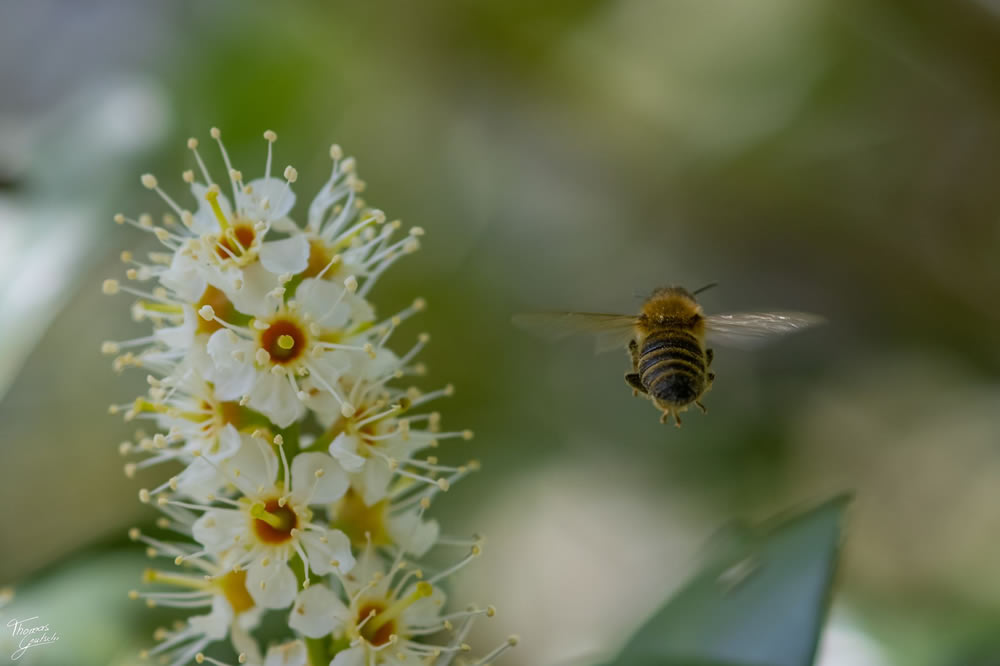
[0,548,178,666]
[605,493,852,666]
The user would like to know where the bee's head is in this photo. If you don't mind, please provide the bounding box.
[650,286,694,300]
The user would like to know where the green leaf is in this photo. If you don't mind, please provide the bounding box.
[607,493,852,666]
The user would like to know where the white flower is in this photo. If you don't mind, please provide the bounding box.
[174,428,265,502]
[295,144,422,295]
[289,566,446,665]
[152,129,307,311]
[129,532,262,666]
[287,550,509,666]
[119,367,248,498]
[329,489,440,558]
[323,343,475,506]
[111,129,515,665]
[259,640,308,666]
[190,438,354,609]
[200,275,375,427]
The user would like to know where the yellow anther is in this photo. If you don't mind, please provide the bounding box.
[204,185,230,232]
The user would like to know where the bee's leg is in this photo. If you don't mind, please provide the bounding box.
[625,372,645,396]
[706,348,714,367]
[695,400,708,414]
[628,339,640,369]
[660,408,681,426]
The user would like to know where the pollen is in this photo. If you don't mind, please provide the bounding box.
[259,318,307,364]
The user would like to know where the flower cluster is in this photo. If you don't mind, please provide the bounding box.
[105,129,516,666]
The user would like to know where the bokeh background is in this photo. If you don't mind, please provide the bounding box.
[2,1,1000,664]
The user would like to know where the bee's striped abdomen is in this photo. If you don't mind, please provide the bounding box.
[638,328,706,407]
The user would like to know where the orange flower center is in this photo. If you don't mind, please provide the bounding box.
[215,222,257,260]
[252,499,298,544]
[358,602,395,647]
[259,318,307,364]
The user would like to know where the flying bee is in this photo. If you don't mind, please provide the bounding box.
[513,284,824,426]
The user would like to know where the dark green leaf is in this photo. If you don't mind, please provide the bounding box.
[608,493,852,666]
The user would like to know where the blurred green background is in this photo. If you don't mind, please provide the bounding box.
[3,1,1000,664]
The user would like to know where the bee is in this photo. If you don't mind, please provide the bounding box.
[513,284,823,426]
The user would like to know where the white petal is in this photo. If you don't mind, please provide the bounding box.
[402,583,447,628]
[347,550,386,597]
[175,457,223,502]
[206,330,256,400]
[272,217,299,233]
[249,370,305,428]
[241,177,296,222]
[342,292,375,328]
[187,594,233,640]
[302,352,350,404]
[204,423,242,462]
[389,512,439,558]
[154,305,197,349]
[231,621,262,664]
[359,346,401,380]
[301,529,355,576]
[192,509,245,552]
[301,382,345,425]
[222,433,278,490]
[224,261,279,318]
[247,559,297,609]
[260,235,309,275]
[307,180,347,230]
[360,457,393,506]
[291,452,349,504]
[329,434,366,472]
[263,640,307,666]
[289,585,347,639]
[330,646,365,666]
[160,245,208,302]
[297,278,350,327]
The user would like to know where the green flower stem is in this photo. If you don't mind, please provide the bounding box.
[305,636,330,666]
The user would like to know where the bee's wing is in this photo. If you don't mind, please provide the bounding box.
[512,311,639,353]
[705,311,825,350]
